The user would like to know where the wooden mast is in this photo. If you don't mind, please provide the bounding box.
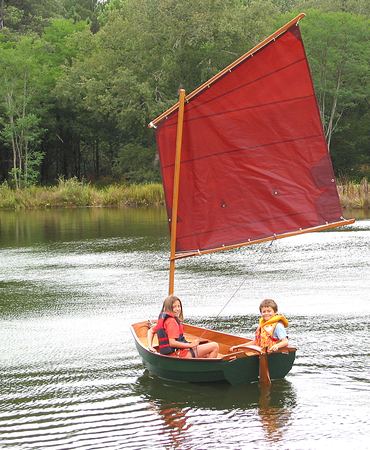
[168,89,186,295]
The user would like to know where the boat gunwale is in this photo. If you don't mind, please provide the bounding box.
[130,321,297,363]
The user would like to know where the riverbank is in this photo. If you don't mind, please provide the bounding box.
[0,178,164,209]
[0,177,368,210]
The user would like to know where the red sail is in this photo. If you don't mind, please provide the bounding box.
[155,23,345,256]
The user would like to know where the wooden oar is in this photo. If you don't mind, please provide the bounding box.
[259,349,271,385]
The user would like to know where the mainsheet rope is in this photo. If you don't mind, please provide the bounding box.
[197,238,276,340]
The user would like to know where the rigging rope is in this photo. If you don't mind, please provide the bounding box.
[198,238,276,339]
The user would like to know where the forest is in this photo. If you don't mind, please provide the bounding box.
[0,0,369,189]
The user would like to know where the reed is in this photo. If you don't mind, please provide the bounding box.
[0,178,368,210]
[0,178,165,209]
[337,178,369,210]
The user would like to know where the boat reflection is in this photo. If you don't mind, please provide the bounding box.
[135,371,296,444]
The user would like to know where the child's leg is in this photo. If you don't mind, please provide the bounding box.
[196,342,219,358]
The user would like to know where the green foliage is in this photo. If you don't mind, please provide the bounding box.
[0,178,165,209]
[0,20,87,187]
[53,176,94,206]
[296,10,369,177]
[113,143,160,183]
[1,112,44,187]
[331,100,370,179]
[1,0,64,33]
[0,1,368,187]
[295,0,370,17]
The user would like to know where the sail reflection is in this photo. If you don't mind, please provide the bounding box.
[135,372,296,444]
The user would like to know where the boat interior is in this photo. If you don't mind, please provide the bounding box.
[131,320,295,361]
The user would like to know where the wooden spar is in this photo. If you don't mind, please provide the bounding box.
[168,89,186,295]
[149,13,305,129]
[259,351,271,386]
[171,218,355,260]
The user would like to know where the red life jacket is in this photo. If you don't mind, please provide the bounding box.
[155,312,187,355]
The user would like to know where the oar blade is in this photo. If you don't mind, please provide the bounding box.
[259,352,271,385]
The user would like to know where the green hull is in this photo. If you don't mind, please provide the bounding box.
[132,326,295,385]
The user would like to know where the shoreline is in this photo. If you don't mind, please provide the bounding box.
[0,178,368,212]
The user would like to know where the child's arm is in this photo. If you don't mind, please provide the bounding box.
[269,337,288,352]
[230,340,256,352]
[269,323,288,352]
[168,337,199,349]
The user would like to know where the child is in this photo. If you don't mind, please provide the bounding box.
[147,295,219,358]
[230,298,288,353]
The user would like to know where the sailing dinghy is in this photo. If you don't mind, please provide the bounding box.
[130,13,354,385]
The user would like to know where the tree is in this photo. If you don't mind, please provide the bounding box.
[0,36,45,188]
[56,0,281,182]
[0,19,88,186]
[0,0,64,33]
[295,0,370,17]
[331,99,370,178]
[61,0,102,32]
[0,0,4,29]
[295,10,369,150]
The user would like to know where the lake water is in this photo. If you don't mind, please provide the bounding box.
[0,208,369,449]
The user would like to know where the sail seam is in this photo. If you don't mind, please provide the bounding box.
[162,57,307,123]
[162,133,322,168]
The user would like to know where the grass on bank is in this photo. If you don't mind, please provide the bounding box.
[0,178,164,209]
[337,177,369,209]
[0,177,368,210]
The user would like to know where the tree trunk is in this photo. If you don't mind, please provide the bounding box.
[0,0,4,29]
[95,138,100,179]
[325,69,342,151]
[5,93,19,189]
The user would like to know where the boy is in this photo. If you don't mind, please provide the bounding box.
[230,298,288,353]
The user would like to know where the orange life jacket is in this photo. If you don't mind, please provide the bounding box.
[255,314,288,350]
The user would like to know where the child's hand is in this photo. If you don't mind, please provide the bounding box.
[269,344,278,352]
